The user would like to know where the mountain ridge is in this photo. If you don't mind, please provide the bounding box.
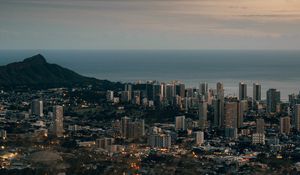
[0,54,122,90]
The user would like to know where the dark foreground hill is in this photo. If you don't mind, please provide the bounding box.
[0,54,122,90]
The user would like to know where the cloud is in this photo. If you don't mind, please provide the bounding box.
[0,0,299,49]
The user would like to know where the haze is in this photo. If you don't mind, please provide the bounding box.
[0,0,300,50]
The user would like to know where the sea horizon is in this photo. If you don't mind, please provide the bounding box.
[1,49,299,101]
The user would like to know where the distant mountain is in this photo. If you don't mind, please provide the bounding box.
[0,54,122,90]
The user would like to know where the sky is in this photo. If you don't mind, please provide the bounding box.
[0,0,300,50]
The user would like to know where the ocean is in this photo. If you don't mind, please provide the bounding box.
[0,50,299,100]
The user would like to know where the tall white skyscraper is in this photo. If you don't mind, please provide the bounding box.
[31,99,43,117]
[53,105,64,137]
[175,116,186,131]
[239,82,247,100]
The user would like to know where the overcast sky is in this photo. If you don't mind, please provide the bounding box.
[0,0,300,50]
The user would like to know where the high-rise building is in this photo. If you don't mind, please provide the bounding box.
[294,104,300,132]
[175,116,186,131]
[106,90,114,102]
[213,98,223,128]
[239,82,247,100]
[96,138,115,149]
[125,83,132,101]
[216,82,224,99]
[253,83,261,101]
[194,131,204,145]
[160,83,166,99]
[121,91,131,103]
[125,83,133,92]
[127,119,145,139]
[153,83,162,105]
[280,116,291,135]
[214,82,224,128]
[133,90,141,105]
[199,101,208,121]
[121,117,145,139]
[121,116,130,138]
[256,118,265,134]
[198,100,208,129]
[53,105,64,137]
[199,82,208,99]
[252,133,265,145]
[237,100,248,128]
[224,102,238,129]
[31,99,44,117]
[148,134,171,148]
[146,82,154,101]
[267,89,281,113]
[166,83,176,103]
[176,83,185,98]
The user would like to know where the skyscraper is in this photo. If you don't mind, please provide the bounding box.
[199,82,208,100]
[153,83,162,105]
[294,104,300,132]
[199,100,208,128]
[31,99,44,117]
[53,105,64,137]
[239,82,247,100]
[237,100,248,128]
[253,83,261,102]
[267,89,281,114]
[224,102,238,129]
[214,82,224,128]
[213,99,222,128]
[176,83,185,98]
[166,83,176,103]
[125,83,132,101]
[146,81,154,101]
[216,82,224,99]
[175,116,186,131]
[121,116,130,138]
[124,83,132,92]
[256,118,265,134]
[280,116,291,135]
[199,101,208,121]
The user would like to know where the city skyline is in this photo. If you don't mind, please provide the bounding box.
[1,53,300,174]
[1,0,300,174]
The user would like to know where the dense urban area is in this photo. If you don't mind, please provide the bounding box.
[1,80,300,175]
